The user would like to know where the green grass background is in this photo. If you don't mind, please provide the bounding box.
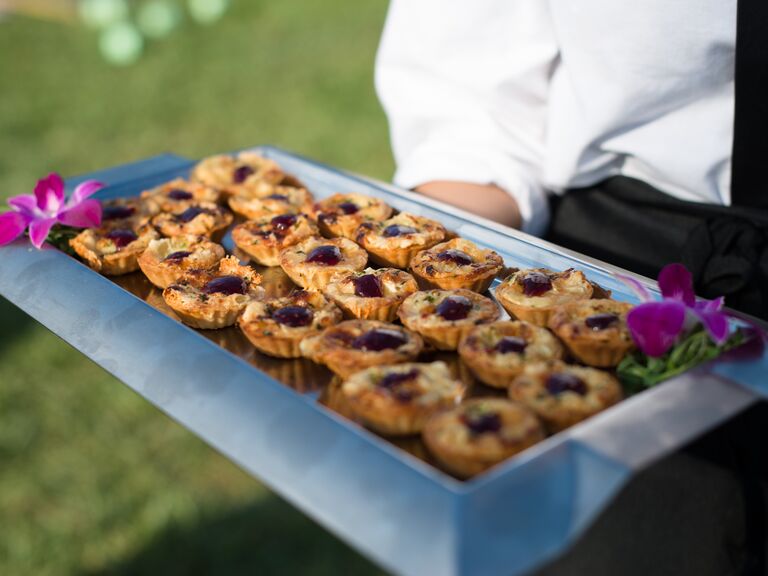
[0,1,393,574]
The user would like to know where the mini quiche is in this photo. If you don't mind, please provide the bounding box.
[299,319,423,378]
[70,223,159,276]
[323,267,418,322]
[99,197,158,229]
[509,361,623,433]
[340,362,466,436]
[137,234,226,288]
[231,213,319,267]
[162,255,263,329]
[423,398,544,478]
[228,186,314,220]
[239,290,342,358]
[397,289,500,351]
[151,202,233,239]
[312,192,392,239]
[548,299,635,367]
[458,321,565,388]
[410,238,504,293]
[356,212,447,269]
[191,152,285,197]
[494,268,594,326]
[140,178,219,213]
[279,235,368,290]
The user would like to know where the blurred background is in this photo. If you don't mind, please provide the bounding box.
[0,1,392,574]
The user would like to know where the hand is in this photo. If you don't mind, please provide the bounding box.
[415,181,522,229]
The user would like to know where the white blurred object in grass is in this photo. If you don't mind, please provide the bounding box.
[99,19,143,65]
[137,0,182,39]
[79,0,128,29]
[187,0,229,25]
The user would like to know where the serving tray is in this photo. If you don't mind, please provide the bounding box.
[1,147,766,576]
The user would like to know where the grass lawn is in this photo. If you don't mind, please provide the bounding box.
[0,1,392,574]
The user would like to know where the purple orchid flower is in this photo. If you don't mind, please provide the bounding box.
[0,173,103,249]
[617,263,730,357]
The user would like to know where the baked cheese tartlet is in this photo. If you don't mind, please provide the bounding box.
[279,235,368,290]
[100,197,158,229]
[150,202,233,239]
[162,255,263,329]
[231,213,319,267]
[299,319,423,378]
[70,223,159,276]
[239,290,342,358]
[323,267,418,322]
[423,398,544,478]
[397,289,500,351]
[356,212,447,269]
[191,152,285,197]
[410,238,503,293]
[494,268,594,326]
[457,321,564,388]
[548,299,635,367]
[137,234,226,288]
[340,361,466,436]
[228,186,314,220]
[312,192,393,239]
[140,178,219,213]
[509,361,623,433]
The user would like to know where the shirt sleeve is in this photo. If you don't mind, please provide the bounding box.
[375,0,558,235]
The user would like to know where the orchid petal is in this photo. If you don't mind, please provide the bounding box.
[7,194,39,218]
[69,180,104,205]
[0,211,30,246]
[615,273,653,303]
[28,217,56,249]
[694,310,730,345]
[626,301,687,357]
[58,199,102,228]
[33,173,65,214]
[694,296,724,315]
[658,263,695,306]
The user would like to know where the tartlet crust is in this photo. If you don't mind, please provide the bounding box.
[312,192,393,239]
[279,235,368,290]
[99,197,158,229]
[137,234,226,288]
[162,256,263,329]
[140,178,219,213]
[150,202,233,238]
[397,289,501,350]
[410,238,503,292]
[458,321,565,388]
[323,267,418,322]
[70,224,159,276]
[227,186,314,220]
[299,319,424,378]
[231,214,319,267]
[423,398,544,478]
[340,361,466,436]
[494,268,594,326]
[548,299,635,367]
[509,361,623,433]
[356,212,447,269]
[191,152,285,197]
[239,290,342,358]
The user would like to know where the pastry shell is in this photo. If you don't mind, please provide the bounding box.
[99,197,158,229]
[312,192,393,239]
[227,186,314,220]
[150,202,233,239]
[137,234,226,288]
[140,178,219,213]
[191,152,285,198]
[410,238,503,292]
[70,224,159,276]
[231,213,319,267]
[279,235,368,290]
[323,267,418,322]
[356,212,447,269]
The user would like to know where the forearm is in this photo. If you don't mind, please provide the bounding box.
[415,181,522,229]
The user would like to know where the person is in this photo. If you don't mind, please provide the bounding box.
[375,0,768,319]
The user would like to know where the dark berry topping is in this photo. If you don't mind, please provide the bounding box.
[106,229,138,248]
[382,224,417,238]
[585,313,619,330]
[305,245,342,266]
[201,275,247,296]
[353,274,383,298]
[176,206,211,223]
[436,249,473,266]
[521,272,553,296]
[435,295,473,321]
[546,373,587,396]
[167,189,193,200]
[351,328,407,351]
[233,165,255,183]
[337,201,359,215]
[266,193,288,201]
[461,411,502,435]
[272,305,314,327]
[102,205,135,220]
[270,214,297,232]
[496,336,527,354]
[163,250,192,262]
[378,368,420,402]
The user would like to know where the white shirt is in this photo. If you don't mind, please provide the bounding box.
[375,0,736,235]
